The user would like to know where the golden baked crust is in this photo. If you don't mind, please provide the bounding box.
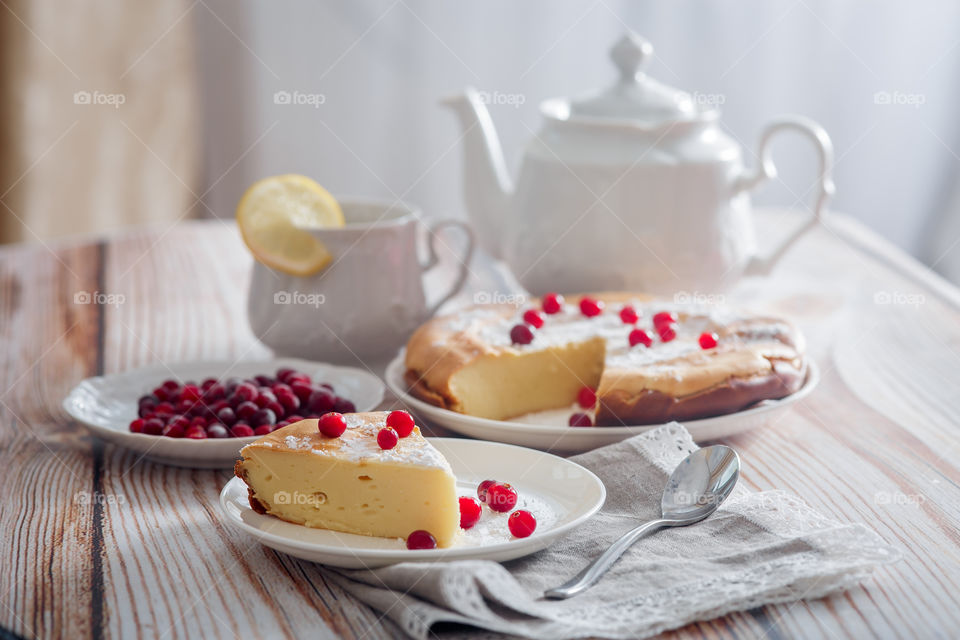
[404,294,806,425]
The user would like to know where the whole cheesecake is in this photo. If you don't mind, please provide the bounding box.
[404,293,806,426]
[234,413,460,547]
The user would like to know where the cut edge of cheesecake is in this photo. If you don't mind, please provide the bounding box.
[234,413,460,548]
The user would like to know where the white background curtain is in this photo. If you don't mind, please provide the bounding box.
[196,0,960,282]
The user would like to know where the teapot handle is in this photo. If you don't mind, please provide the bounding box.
[422,219,476,316]
[736,116,836,275]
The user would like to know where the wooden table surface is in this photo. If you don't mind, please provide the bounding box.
[1,209,958,639]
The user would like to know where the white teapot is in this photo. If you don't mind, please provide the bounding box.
[443,32,835,295]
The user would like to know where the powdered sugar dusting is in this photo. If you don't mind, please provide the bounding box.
[471,299,795,378]
[283,434,313,450]
[452,485,558,548]
[248,414,453,473]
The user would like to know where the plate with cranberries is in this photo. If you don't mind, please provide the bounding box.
[385,351,820,453]
[219,437,605,568]
[62,359,384,468]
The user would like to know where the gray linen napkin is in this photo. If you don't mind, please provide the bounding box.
[326,423,899,639]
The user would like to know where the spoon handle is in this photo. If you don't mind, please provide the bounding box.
[543,518,669,600]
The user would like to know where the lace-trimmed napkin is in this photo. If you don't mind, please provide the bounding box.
[327,424,898,639]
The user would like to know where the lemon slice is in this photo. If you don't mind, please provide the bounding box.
[236,174,345,276]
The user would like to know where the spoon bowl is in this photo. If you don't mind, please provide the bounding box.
[661,445,741,522]
[544,445,740,600]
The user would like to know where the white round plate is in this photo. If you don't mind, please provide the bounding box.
[63,358,385,469]
[385,350,819,453]
[219,438,605,568]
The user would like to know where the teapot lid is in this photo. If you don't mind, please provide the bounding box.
[568,33,698,124]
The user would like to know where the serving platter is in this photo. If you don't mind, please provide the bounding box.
[63,358,385,468]
[220,437,606,568]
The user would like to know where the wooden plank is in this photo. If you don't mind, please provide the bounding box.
[0,240,103,640]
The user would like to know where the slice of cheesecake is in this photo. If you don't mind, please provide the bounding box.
[234,412,460,547]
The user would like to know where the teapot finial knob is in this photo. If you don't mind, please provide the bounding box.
[610,33,653,82]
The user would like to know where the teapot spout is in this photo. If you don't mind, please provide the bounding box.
[440,87,513,259]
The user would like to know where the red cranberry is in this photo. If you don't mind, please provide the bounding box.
[287,373,312,386]
[129,418,144,433]
[576,386,596,409]
[185,427,207,440]
[236,401,259,420]
[486,483,518,512]
[477,479,497,504]
[161,379,180,392]
[308,389,336,413]
[217,407,237,426]
[203,384,225,402]
[276,367,297,383]
[263,401,284,419]
[255,389,277,408]
[699,332,718,349]
[523,309,545,328]
[510,324,534,345]
[163,423,186,438]
[180,385,201,402]
[206,424,229,439]
[190,416,208,429]
[377,427,399,450]
[619,305,639,324]
[230,424,255,438]
[253,425,272,436]
[579,297,604,317]
[659,324,677,342]
[508,510,537,538]
[275,390,299,411]
[406,530,437,550]
[542,292,564,314]
[254,375,275,387]
[653,311,677,330]
[175,399,195,415]
[568,412,593,427]
[250,408,276,428]
[210,399,230,414]
[201,378,217,390]
[386,410,415,437]
[459,496,482,529]
[138,406,155,419]
[290,382,313,403]
[233,382,259,403]
[138,395,156,408]
[318,412,347,437]
[333,397,356,413]
[154,402,174,416]
[629,328,653,348]
[143,418,164,435]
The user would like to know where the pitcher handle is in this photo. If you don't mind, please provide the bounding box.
[422,219,475,316]
[735,115,836,275]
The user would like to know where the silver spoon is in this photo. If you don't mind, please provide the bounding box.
[543,445,740,600]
